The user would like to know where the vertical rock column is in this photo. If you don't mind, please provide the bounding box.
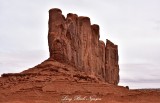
[105,39,119,85]
[90,24,105,77]
[77,17,92,74]
[66,13,80,67]
[48,8,69,63]
[98,41,106,79]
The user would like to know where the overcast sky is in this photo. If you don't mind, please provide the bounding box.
[0,0,160,89]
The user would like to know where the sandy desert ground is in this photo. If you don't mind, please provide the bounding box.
[0,60,160,103]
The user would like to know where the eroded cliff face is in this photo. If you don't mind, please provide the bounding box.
[48,8,119,85]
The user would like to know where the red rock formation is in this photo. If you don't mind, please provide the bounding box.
[105,39,119,85]
[48,8,119,85]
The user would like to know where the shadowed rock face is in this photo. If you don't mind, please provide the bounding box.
[48,8,119,85]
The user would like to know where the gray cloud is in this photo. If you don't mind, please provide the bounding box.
[0,50,48,75]
[119,63,160,88]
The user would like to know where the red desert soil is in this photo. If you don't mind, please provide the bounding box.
[0,60,160,103]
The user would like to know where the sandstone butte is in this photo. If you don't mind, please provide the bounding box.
[0,8,160,103]
[48,8,119,85]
